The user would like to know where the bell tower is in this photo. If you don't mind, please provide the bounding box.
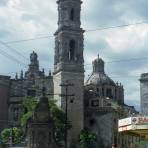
[54,0,84,147]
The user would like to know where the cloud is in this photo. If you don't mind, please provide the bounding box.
[104,25,148,53]
[0,0,148,111]
[0,0,57,42]
[0,0,8,6]
[0,30,11,37]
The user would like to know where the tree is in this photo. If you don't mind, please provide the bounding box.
[21,97,37,126]
[79,130,97,148]
[0,136,6,148]
[0,127,23,145]
[0,97,68,146]
[21,97,70,145]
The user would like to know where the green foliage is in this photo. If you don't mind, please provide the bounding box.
[79,130,97,148]
[48,99,72,144]
[135,140,148,148]
[0,97,69,146]
[22,97,37,112]
[1,127,23,145]
[21,97,37,126]
[21,97,70,145]
[1,128,11,144]
[0,141,6,148]
[0,138,6,148]
[51,106,65,144]
[21,111,32,126]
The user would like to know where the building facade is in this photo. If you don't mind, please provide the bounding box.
[0,0,139,148]
[85,55,124,105]
[53,0,84,147]
[140,73,148,115]
[27,90,56,148]
[84,55,138,148]
[0,51,53,129]
[0,76,10,131]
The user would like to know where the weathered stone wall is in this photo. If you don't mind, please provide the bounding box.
[84,106,139,148]
[0,76,10,131]
[85,109,115,148]
[8,75,53,126]
[54,71,84,148]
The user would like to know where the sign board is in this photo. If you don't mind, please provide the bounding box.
[118,125,132,132]
[118,117,132,127]
[119,116,148,128]
[118,124,148,132]
[132,117,148,124]
[118,116,148,134]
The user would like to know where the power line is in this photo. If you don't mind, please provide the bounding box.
[5,35,53,44]
[110,75,140,79]
[1,20,148,72]
[0,40,28,61]
[0,49,147,79]
[0,41,51,72]
[84,57,148,66]
[1,43,148,69]
[3,21,148,44]
[0,64,144,80]
[0,21,147,70]
[0,48,27,67]
[85,21,148,32]
[107,57,148,63]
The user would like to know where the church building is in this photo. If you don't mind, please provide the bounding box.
[53,0,84,147]
[0,0,138,147]
[0,51,53,129]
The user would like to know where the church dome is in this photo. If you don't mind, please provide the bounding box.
[86,73,115,86]
[86,55,116,86]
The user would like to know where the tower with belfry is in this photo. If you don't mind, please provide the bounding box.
[53,0,84,147]
[0,0,139,148]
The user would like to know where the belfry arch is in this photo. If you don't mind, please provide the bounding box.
[69,39,75,61]
[70,8,74,21]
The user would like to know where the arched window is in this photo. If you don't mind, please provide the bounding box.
[70,8,74,21]
[13,107,19,121]
[69,40,75,61]
[106,88,113,99]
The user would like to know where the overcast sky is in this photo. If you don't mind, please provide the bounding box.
[1,0,148,111]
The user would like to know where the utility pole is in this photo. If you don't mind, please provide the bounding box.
[9,128,13,148]
[45,80,75,148]
[60,81,74,148]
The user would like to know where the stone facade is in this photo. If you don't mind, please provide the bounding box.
[140,73,148,115]
[0,76,10,131]
[0,51,53,129]
[54,0,84,147]
[85,55,124,105]
[27,90,56,148]
[84,55,138,148]
[84,101,138,148]
[0,0,140,148]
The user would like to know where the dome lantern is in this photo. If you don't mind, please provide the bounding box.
[93,54,105,74]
